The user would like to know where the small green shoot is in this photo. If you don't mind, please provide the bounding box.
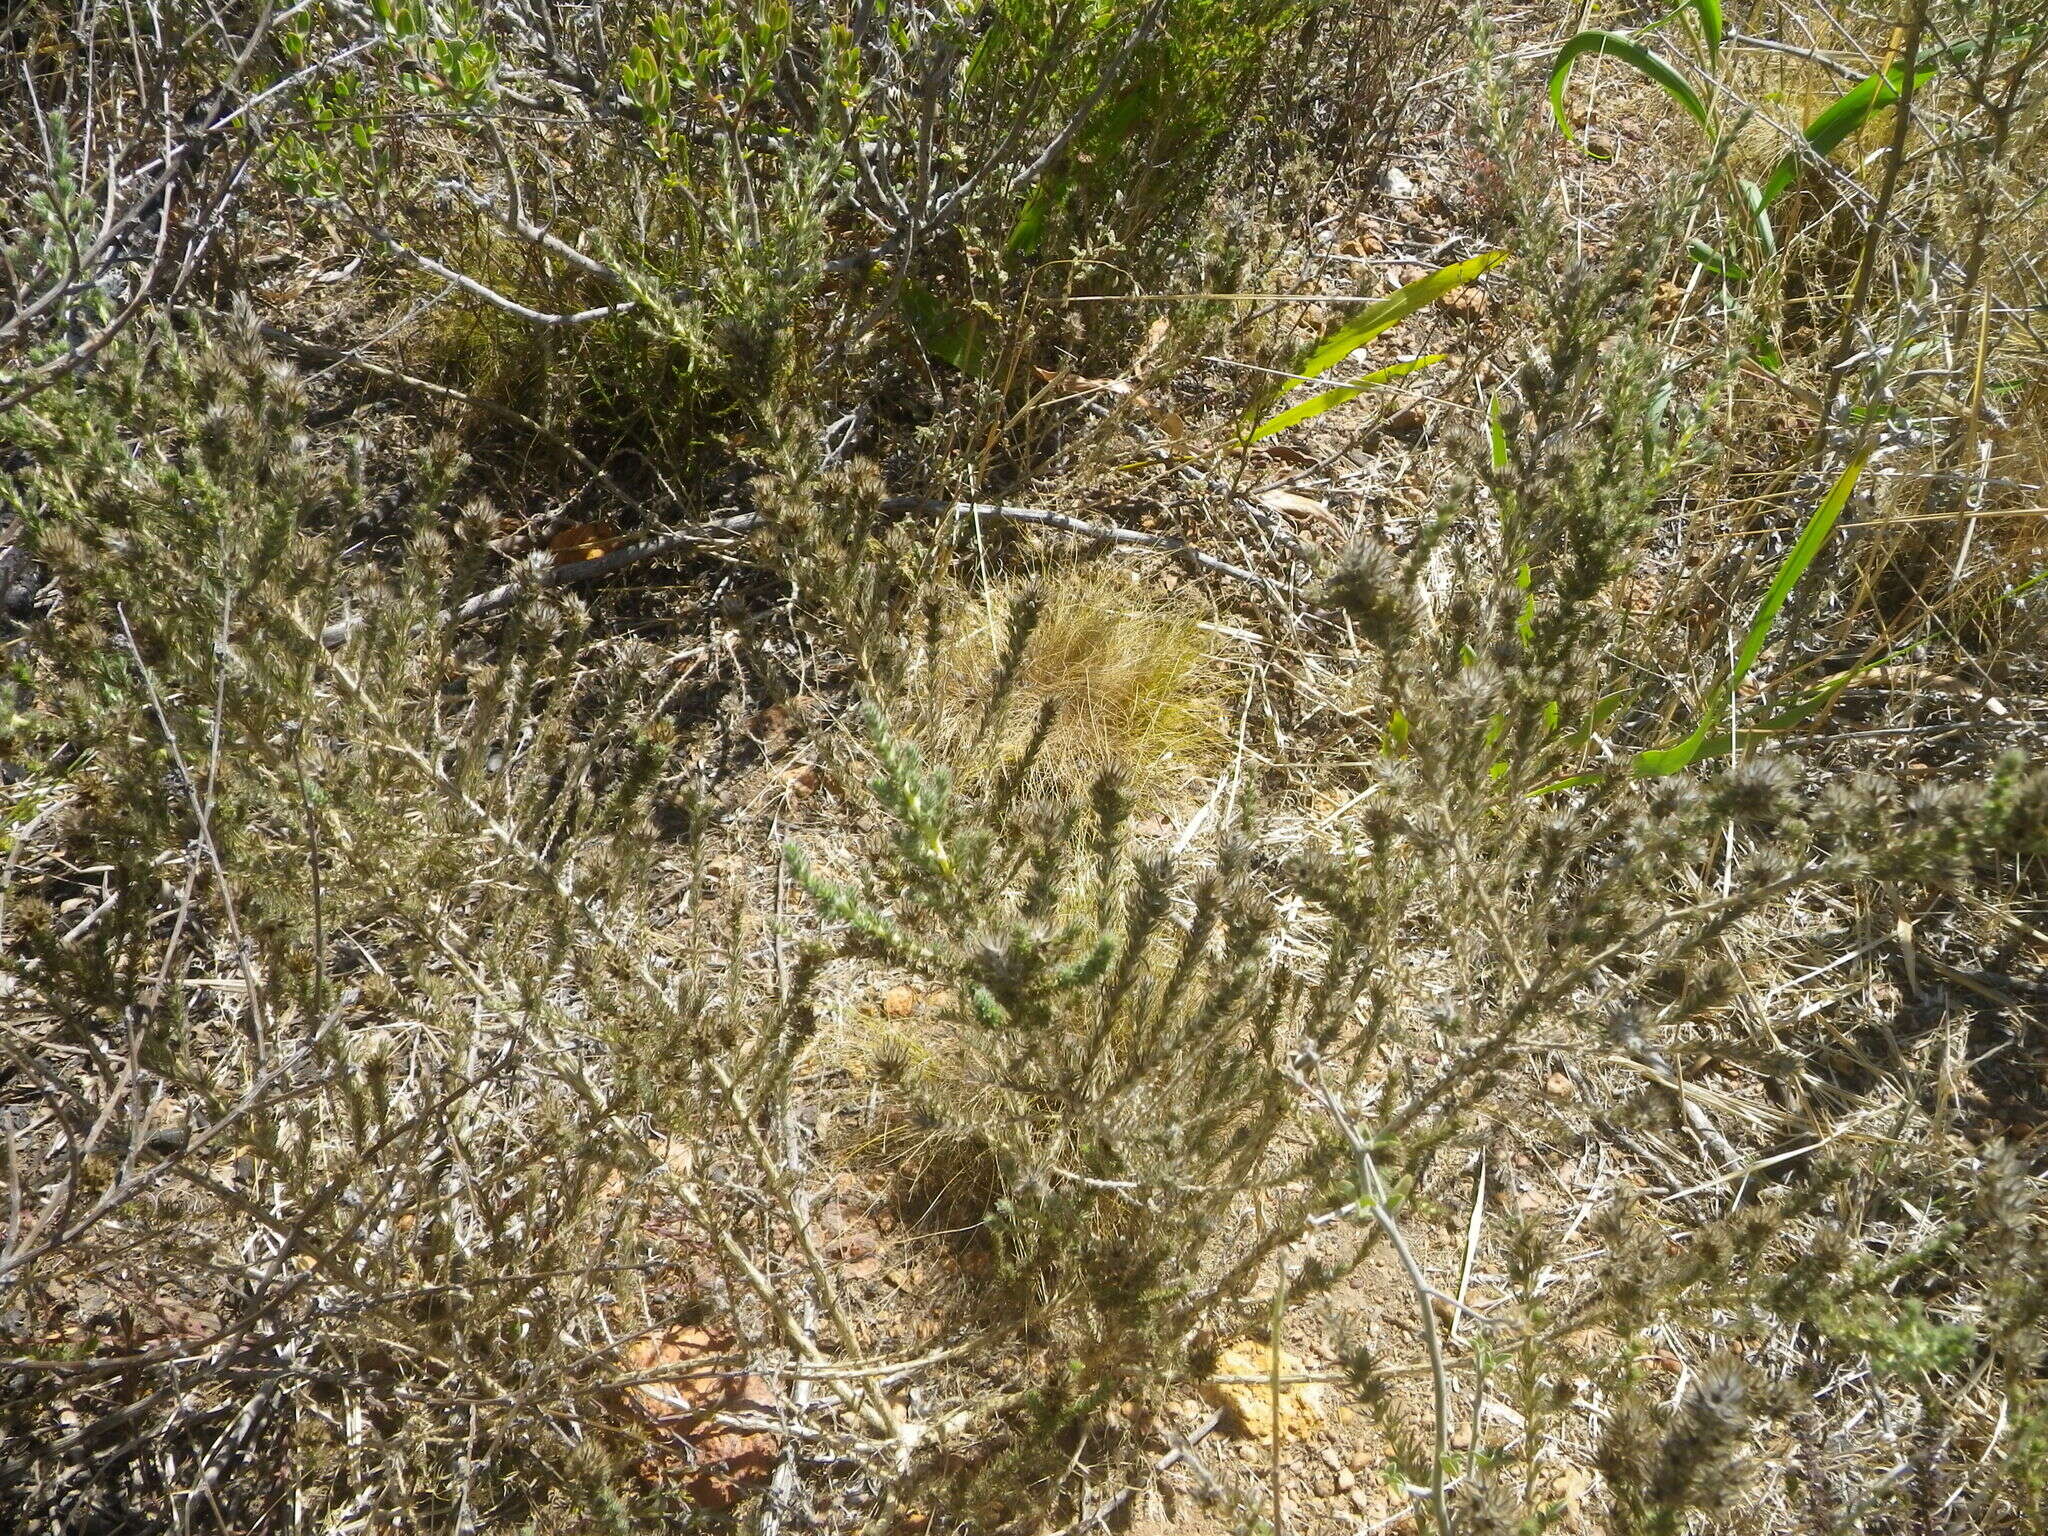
[1634,454,1869,776]
[1245,355,1446,442]
[1241,252,1504,439]
[1548,31,1711,154]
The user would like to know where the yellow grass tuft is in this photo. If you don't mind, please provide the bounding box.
[931,566,1235,802]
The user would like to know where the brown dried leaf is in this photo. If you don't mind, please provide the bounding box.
[1439,285,1490,319]
[547,521,623,566]
[1257,488,1329,519]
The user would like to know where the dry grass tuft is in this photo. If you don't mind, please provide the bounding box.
[931,567,1235,801]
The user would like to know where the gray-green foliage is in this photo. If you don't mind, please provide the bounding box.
[0,313,714,1529]
[4,0,2048,1529]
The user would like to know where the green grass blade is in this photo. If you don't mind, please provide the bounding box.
[1739,176,1778,264]
[1527,771,1606,797]
[1691,0,1722,60]
[1687,239,1748,281]
[2003,566,2047,601]
[1732,454,1866,680]
[1245,355,1446,443]
[1681,639,1924,764]
[1635,454,1867,776]
[1291,253,1505,383]
[1758,59,1939,206]
[1549,31,1710,152]
[1633,703,1721,779]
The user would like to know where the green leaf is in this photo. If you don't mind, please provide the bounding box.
[1687,239,1748,281]
[1680,639,1922,764]
[1739,177,1778,264]
[1758,58,1940,207]
[1635,454,1868,776]
[902,282,990,374]
[1570,688,1631,746]
[1527,771,1604,797]
[1244,355,1446,443]
[1523,690,1633,796]
[1290,253,1506,385]
[1549,31,1711,153]
[1690,0,1722,60]
[1383,709,1410,755]
[1730,459,1869,686]
[1007,179,1061,254]
[2003,566,2047,601]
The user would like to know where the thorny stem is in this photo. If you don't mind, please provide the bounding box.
[300,622,911,1450]
[116,604,271,1043]
[1303,1062,1455,1536]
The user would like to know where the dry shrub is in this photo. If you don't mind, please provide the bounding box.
[4,0,2048,1532]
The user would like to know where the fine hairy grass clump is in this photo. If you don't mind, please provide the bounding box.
[925,570,1234,800]
[4,0,2048,1532]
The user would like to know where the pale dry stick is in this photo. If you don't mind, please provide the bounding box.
[0,164,178,414]
[0,1021,325,1292]
[317,516,759,648]
[478,118,526,238]
[211,36,384,139]
[115,605,270,1043]
[450,185,631,283]
[762,1297,820,1536]
[897,497,1280,594]
[770,1337,992,1383]
[1817,0,1930,444]
[0,1014,381,1332]
[202,534,254,1047]
[58,888,118,947]
[362,221,637,326]
[1300,1058,1453,1536]
[0,8,324,404]
[0,120,177,346]
[1065,386,1324,577]
[1060,1410,1227,1536]
[290,732,327,1031]
[1270,1265,1288,1536]
[1450,1150,1486,1348]
[1660,1134,1844,1202]
[1171,683,1254,859]
[1532,1142,1609,1299]
[1721,31,1868,79]
[318,499,1290,650]
[1763,932,1893,1004]
[819,0,1171,276]
[257,323,633,497]
[1949,286,1997,585]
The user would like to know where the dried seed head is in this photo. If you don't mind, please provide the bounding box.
[1323,541,1421,648]
[1711,753,1798,825]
